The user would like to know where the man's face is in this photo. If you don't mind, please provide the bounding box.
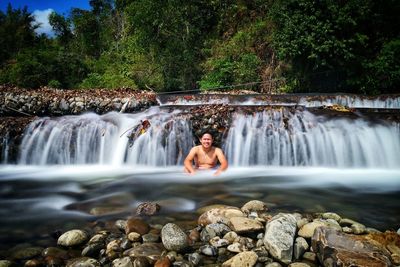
[200,134,213,149]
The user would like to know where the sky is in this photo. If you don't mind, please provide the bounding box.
[0,0,91,36]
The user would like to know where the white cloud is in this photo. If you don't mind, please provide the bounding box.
[32,9,55,36]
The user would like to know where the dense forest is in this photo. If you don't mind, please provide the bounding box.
[0,0,399,94]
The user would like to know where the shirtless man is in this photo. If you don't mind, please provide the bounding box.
[184,132,228,176]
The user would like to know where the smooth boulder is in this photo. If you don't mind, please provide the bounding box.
[263,213,297,264]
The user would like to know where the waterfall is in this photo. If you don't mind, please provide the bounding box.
[18,108,194,166]
[1,133,9,164]
[299,95,400,108]
[158,94,400,108]
[224,109,400,168]
[7,106,400,168]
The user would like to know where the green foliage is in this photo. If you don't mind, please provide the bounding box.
[0,4,37,65]
[361,39,400,94]
[200,17,268,91]
[48,79,62,88]
[270,0,400,93]
[0,0,399,93]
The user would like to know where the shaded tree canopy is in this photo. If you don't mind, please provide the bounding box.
[0,0,399,94]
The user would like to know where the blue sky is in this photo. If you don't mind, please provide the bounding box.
[1,0,91,35]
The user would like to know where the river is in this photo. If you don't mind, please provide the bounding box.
[0,94,399,250]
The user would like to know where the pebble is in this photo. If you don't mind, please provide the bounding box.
[112,257,134,267]
[200,245,218,256]
[154,257,171,267]
[227,242,246,253]
[128,232,142,242]
[10,246,43,260]
[222,251,258,267]
[82,242,104,257]
[200,223,231,242]
[209,237,230,247]
[228,217,264,233]
[58,229,88,247]
[322,212,341,222]
[223,231,238,243]
[302,251,317,262]
[136,202,161,216]
[89,234,107,244]
[115,220,128,232]
[288,263,311,267]
[188,252,202,266]
[125,218,150,235]
[265,263,282,267]
[351,223,366,234]
[342,226,352,233]
[66,257,101,267]
[142,233,160,243]
[241,200,268,214]
[294,237,309,260]
[161,223,189,252]
[0,260,13,267]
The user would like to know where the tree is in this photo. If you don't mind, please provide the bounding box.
[0,3,37,65]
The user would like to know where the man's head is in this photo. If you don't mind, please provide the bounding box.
[199,132,213,149]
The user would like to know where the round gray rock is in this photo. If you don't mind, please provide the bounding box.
[161,223,189,251]
[58,229,88,247]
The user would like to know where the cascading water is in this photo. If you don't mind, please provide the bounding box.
[157,94,400,108]
[18,107,194,166]
[14,106,400,168]
[224,109,400,168]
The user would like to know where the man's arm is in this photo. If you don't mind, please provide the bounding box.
[214,148,228,176]
[184,147,197,174]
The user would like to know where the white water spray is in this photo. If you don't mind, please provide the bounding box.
[224,110,400,168]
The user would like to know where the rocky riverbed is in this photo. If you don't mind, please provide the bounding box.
[0,86,157,116]
[1,200,399,267]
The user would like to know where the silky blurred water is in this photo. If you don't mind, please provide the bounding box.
[1,165,399,250]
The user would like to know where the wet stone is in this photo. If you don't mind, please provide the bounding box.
[124,243,165,264]
[227,242,246,253]
[11,246,43,260]
[241,200,268,214]
[82,242,104,257]
[136,202,161,216]
[128,232,142,242]
[115,220,127,232]
[209,236,230,247]
[198,206,245,226]
[188,252,202,266]
[58,229,88,247]
[263,213,297,264]
[142,233,160,243]
[133,257,150,267]
[228,217,264,233]
[126,218,150,235]
[288,263,311,267]
[200,245,218,256]
[351,223,366,234]
[322,212,341,222]
[89,234,107,244]
[200,223,231,242]
[265,263,282,267]
[25,259,44,267]
[112,257,134,267]
[342,226,352,233]
[302,251,317,262]
[223,231,238,243]
[161,223,189,252]
[66,257,101,267]
[222,251,258,267]
[154,257,171,267]
[294,237,309,260]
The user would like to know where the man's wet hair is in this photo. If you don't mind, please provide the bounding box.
[199,131,214,139]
